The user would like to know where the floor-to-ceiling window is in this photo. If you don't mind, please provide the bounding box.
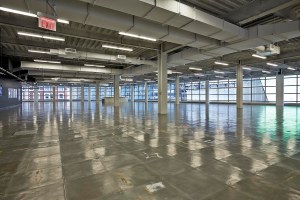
[148,83,158,100]
[134,84,145,101]
[284,75,299,103]
[120,85,131,100]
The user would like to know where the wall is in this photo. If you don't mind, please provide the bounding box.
[0,78,22,109]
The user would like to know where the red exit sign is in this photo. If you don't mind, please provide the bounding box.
[38,17,56,31]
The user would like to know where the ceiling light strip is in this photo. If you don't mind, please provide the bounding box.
[214,61,229,66]
[189,67,202,71]
[252,54,267,59]
[34,59,61,64]
[266,62,278,67]
[18,31,65,41]
[102,44,133,52]
[119,32,157,42]
[84,64,105,68]
[0,7,37,17]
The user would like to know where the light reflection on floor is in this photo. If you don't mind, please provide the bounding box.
[0,102,299,200]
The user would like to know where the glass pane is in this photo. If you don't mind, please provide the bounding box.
[285,94,297,102]
[285,86,297,94]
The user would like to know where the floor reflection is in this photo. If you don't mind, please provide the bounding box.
[0,102,299,199]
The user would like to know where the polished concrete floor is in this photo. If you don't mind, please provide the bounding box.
[0,102,300,200]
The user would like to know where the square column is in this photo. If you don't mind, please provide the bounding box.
[34,86,38,103]
[236,64,243,109]
[69,86,73,102]
[88,85,91,102]
[96,82,100,104]
[176,76,180,104]
[114,75,120,107]
[81,85,84,103]
[158,51,168,114]
[276,73,284,107]
[52,85,56,103]
[205,80,210,105]
[130,84,134,102]
[144,82,148,103]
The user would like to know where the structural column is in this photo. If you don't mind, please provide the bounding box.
[34,86,38,103]
[52,85,56,103]
[276,72,284,107]
[96,82,100,104]
[144,82,148,103]
[205,80,209,105]
[236,64,243,109]
[81,85,84,103]
[176,76,180,105]
[158,51,168,114]
[88,85,91,102]
[114,75,120,107]
[69,85,72,102]
[130,84,134,102]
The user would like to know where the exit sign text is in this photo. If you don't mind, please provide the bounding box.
[38,17,56,31]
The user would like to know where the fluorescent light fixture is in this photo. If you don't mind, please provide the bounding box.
[84,64,105,68]
[18,32,42,38]
[168,78,175,80]
[102,44,133,52]
[57,19,69,24]
[43,35,65,41]
[214,70,225,74]
[28,49,49,54]
[172,71,182,74]
[34,59,61,64]
[119,32,157,41]
[216,76,224,78]
[243,67,252,71]
[266,62,278,67]
[194,73,205,76]
[18,31,65,41]
[189,67,202,71]
[252,54,267,59]
[214,61,229,66]
[262,70,271,74]
[288,67,296,71]
[0,7,37,17]
[144,79,151,81]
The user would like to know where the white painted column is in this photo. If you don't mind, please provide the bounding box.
[158,51,168,114]
[81,85,84,103]
[130,84,134,102]
[96,82,100,104]
[176,76,180,105]
[236,64,243,109]
[144,82,148,103]
[34,86,38,103]
[52,85,56,103]
[114,75,120,107]
[88,85,91,102]
[69,85,72,102]
[276,72,284,107]
[205,80,210,105]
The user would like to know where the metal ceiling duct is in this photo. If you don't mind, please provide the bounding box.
[0,0,220,49]
[81,0,247,42]
[49,49,155,66]
[21,62,123,75]
[169,20,300,66]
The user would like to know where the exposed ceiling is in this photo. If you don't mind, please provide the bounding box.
[0,0,300,85]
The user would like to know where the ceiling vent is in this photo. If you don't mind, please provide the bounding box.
[65,48,77,54]
[117,55,127,60]
[255,44,280,56]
